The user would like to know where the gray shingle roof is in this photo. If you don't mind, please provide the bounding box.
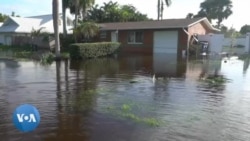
[99,17,214,30]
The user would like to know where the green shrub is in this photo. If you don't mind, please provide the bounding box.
[60,34,75,52]
[40,52,55,65]
[69,42,121,59]
[14,51,33,58]
[0,45,32,51]
[61,52,70,59]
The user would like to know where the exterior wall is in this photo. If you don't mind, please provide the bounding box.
[0,33,13,45]
[188,22,212,35]
[98,22,213,56]
[178,28,188,55]
[118,30,153,54]
[101,29,188,56]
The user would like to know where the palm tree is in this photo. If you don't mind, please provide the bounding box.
[74,21,99,42]
[80,0,95,19]
[31,27,46,49]
[157,0,171,20]
[70,0,95,28]
[53,0,61,57]
[62,0,70,37]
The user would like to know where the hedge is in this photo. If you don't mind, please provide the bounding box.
[69,42,121,59]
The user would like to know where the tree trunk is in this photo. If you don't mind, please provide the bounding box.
[73,0,79,43]
[160,0,164,20]
[53,0,61,57]
[62,1,67,37]
[157,0,160,20]
[74,0,79,29]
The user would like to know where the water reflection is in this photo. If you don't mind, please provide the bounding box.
[243,58,250,74]
[0,59,20,68]
[153,53,186,78]
[1,54,250,141]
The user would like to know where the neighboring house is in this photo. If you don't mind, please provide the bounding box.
[98,17,219,57]
[0,22,3,44]
[0,14,73,47]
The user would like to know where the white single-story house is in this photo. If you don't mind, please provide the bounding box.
[0,14,74,46]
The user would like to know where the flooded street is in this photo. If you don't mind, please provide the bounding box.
[0,54,250,141]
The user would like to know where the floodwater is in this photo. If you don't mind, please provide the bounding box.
[0,54,250,141]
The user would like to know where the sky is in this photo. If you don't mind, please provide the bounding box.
[0,0,249,31]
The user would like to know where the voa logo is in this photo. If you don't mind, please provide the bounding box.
[16,113,37,123]
[12,104,40,132]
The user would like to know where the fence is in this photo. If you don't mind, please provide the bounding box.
[198,34,224,54]
[12,36,55,49]
[198,33,250,54]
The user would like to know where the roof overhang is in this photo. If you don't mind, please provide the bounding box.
[99,26,190,31]
[188,17,220,32]
[99,18,220,32]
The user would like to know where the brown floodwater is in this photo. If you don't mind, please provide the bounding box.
[0,54,250,141]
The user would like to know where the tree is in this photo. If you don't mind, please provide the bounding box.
[62,0,70,37]
[240,25,250,35]
[11,11,20,17]
[80,0,95,19]
[0,12,20,22]
[87,2,149,23]
[220,25,228,34]
[70,0,95,28]
[0,13,8,22]
[53,0,61,57]
[157,0,171,20]
[196,0,233,27]
[186,13,194,19]
[74,21,99,42]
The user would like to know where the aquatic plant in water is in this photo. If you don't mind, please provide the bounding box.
[200,73,230,86]
[106,103,164,127]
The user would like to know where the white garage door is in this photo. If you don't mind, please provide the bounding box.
[153,31,178,54]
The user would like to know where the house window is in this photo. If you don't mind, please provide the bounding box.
[100,31,107,39]
[128,31,143,44]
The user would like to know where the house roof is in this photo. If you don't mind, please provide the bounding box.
[0,14,73,34]
[0,17,41,33]
[99,17,219,31]
[28,14,63,25]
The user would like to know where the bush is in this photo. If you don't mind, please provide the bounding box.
[0,45,32,51]
[69,42,121,59]
[14,51,33,58]
[60,34,75,52]
[40,52,55,65]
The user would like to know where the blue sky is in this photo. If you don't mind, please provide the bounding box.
[0,0,249,31]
